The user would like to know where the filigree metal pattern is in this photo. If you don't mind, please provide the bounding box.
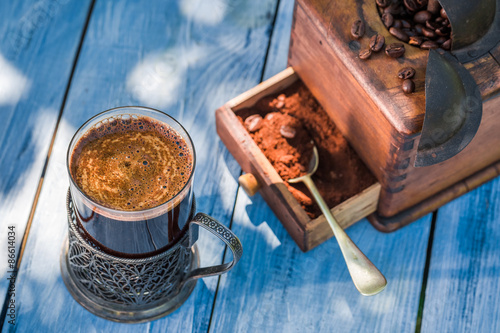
[193,213,243,260]
[66,192,192,307]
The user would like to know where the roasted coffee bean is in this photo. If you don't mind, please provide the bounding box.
[404,0,421,12]
[435,27,449,36]
[393,19,403,29]
[436,36,447,44]
[385,3,402,15]
[414,10,432,24]
[401,19,412,29]
[280,125,296,139]
[351,20,365,39]
[383,5,392,14]
[390,27,410,42]
[245,115,263,132]
[402,79,415,94]
[420,40,439,49]
[427,0,441,14]
[409,36,424,46]
[398,67,416,79]
[405,29,417,37]
[426,20,441,30]
[359,48,372,60]
[376,0,452,51]
[422,27,436,38]
[376,0,391,7]
[385,43,406,58]
[441,39,452,50]
[370,34,385,52]
[440,8,448,19]
[414,23,424,34]
[382,13,394,28]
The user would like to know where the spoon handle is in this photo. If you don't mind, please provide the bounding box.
[301,175,387,296]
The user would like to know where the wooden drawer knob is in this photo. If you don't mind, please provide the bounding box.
[239,173,261,197]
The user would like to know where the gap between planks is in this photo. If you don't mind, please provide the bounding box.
[415,209,438,333]
[206,0,283,331]
[0,1,97,327]
[14,0,96,271]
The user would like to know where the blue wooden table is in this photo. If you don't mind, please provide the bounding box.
[1,1,499,332]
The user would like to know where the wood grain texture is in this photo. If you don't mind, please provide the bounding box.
[290,0,500,219]
[491,43,500,70]
[211,190,432,332]
[464,52,500,101]
[262,0,295,81]
[369,162,500,232]
[5,0,279,331]
[0,0,92,310]
[294,0,427,135]
[3,0,498,331]
[420,177,500,333]
[216,102,311,250]
[288,2,396,192]
[394,94,500,217]
[211,1,433,331]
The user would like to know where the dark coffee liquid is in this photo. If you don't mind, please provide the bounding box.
[72,190,194,258]
[70,115,194,257]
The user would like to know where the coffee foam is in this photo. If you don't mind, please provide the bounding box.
[70,115,193,211]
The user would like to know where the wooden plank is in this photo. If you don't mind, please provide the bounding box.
[227,66,297,110]
[420,177,500,332]
[262,0,295,81]
[210,2,432,331]
[0,0,92,311]
[211,192,432,332]
[5,0,279,331]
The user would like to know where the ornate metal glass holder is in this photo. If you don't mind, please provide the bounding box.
[62,107,243,323]
[61,192,199,323]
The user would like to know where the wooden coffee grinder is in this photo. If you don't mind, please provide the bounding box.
[287,0,500,230]
[216,0,500,251]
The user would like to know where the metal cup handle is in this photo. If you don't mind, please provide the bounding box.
[183,213,243,281]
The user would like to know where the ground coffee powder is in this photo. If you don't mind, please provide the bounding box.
[238,82,376,218]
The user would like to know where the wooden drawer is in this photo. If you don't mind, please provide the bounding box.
[216,67,380,252]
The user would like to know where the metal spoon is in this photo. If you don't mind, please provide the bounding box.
[289,146,387,296]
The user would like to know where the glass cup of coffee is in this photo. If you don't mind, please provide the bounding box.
[62,106,242,322]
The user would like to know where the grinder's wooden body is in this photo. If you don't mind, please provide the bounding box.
[289,0,500,230]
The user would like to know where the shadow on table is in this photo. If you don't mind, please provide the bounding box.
[215,180,500,329]
[0,107,59,205]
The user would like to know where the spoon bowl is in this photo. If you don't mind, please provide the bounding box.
[288,145,319,184]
